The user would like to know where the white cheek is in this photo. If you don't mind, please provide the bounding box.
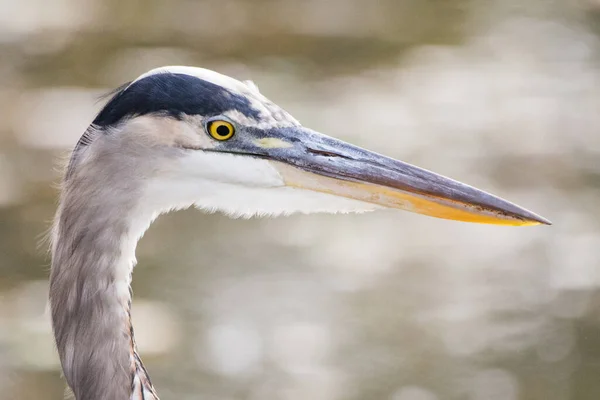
[172,151,285,188]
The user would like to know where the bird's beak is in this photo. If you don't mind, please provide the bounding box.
[256,127,550,226]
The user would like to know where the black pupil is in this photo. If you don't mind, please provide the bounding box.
[216,124,230,137]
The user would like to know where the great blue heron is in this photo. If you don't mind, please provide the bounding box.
[49,66,550,400]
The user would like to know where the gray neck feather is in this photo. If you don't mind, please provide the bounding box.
[50,130,162,400]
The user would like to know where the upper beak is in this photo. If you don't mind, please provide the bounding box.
[252,127,551,226]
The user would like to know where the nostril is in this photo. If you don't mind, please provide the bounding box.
[306,148,352,160]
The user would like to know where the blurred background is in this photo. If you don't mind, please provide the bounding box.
[1,0,600,399]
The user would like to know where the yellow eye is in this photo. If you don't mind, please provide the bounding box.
[207,120,235,141]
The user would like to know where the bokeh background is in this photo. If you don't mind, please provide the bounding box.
[1,0,600,399]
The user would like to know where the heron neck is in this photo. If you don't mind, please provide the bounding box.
[50,173,158,400]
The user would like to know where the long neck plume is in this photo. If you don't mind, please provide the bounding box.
[50,134,159,400]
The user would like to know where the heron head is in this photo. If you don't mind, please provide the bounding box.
[69,66,549,225]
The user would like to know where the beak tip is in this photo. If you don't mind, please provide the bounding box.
[521,212,552,226]
[538,216,553,226]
